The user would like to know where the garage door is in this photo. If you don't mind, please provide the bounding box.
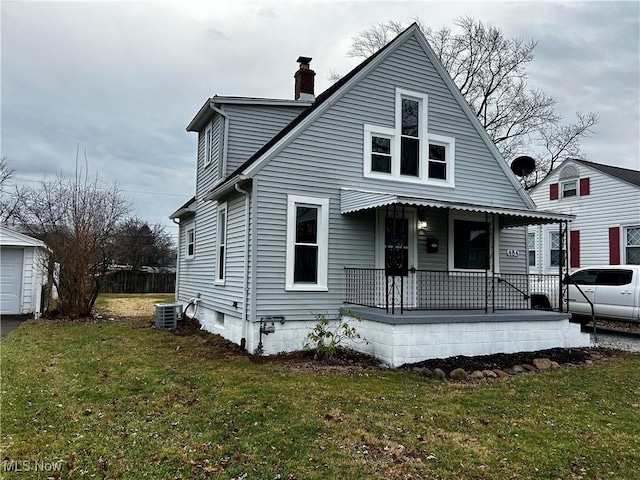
[1,248,24,314]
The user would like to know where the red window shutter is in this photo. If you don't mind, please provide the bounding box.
[580,177,590,196]
[569,230,580,268]
[550,183,559,200]
[609,227,620,265]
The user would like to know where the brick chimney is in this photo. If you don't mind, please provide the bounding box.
[294,56,315,101]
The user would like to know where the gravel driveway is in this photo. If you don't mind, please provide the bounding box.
[592,332,640,353]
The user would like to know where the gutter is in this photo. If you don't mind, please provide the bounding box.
[204,174,249,202]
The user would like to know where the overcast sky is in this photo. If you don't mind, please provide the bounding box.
[2,0,638,241]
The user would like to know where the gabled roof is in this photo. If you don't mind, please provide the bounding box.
[0,224,47,248]
[203,23,536,210]
[568,158,640,187]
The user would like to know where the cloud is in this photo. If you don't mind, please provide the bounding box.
[2,0,638,243]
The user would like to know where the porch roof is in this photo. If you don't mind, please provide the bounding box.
[340,188,574,227]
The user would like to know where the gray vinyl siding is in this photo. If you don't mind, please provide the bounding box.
[176,190,252,319]
[252,35,532,322]
[417,209,448,271]
[196,115,222,198]
[499,227,527,273]
[224,104,307,175]
[530,161,640,269]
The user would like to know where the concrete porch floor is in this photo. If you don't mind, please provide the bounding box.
[341,305,571,324]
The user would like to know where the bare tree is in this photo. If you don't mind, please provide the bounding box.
[343,17,599,186]
[12,151,130,317]
[112,217,176,271]
[0,157,21,222]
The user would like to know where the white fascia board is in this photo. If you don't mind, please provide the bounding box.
[241,27,419,179]
[0,225,47,248]
[411,32,537,211]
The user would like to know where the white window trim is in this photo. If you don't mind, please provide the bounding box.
[561,179,577,198]
[548,230,561,272]
[215,202,227,284]
[527,231,538,269]
[447,211,499,273]
[285,195,329,292]
[204,124,212,168]
[185,227,195,260]
[363,124,396,179]
[427,133,455,186]
[622,224,640,264]
[361,88,455,187]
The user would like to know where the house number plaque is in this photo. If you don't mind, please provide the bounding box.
[505,249,520,257]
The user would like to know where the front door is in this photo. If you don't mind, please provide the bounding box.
[376,208,417,308]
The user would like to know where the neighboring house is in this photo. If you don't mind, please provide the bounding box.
[528,158,640,273]
[0,224,48,318]
[171,24,589,367]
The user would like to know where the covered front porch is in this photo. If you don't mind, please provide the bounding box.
[340,187,574,314]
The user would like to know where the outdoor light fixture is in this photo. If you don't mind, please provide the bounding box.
[417,220,428,230]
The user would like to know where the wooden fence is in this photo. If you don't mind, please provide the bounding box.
[101,271,176,294]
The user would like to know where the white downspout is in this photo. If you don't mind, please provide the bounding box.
[235,182,250,350]
[172,217,181,300]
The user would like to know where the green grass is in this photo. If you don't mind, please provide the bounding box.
[1,294,639,479]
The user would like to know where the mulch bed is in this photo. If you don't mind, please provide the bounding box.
[172,316,634,374]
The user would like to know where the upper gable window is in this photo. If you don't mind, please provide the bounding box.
[363,88,455,187]
[561,180,577,198]
[371,134,393,174]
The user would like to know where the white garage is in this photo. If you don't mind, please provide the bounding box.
[0,225,48,317]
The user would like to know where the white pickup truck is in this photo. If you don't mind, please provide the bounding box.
[530,265,640,322]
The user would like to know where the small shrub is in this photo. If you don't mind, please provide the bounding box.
[304,312,367,360]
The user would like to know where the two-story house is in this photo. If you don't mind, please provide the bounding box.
[170,24,589,367]
[528,158,640,273]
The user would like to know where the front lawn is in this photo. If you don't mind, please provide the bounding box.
[1,294,639,479]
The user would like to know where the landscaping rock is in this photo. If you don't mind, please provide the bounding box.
[533,358,553,370]
[493,369,510,378]
[550,361,560,370]
[482,369,497,378]
[511,365,526,373]
[419,367,433,377]
[449,368,467,380]
[522,364,537,372]
[470,370,485,379]
[432,368,446,381]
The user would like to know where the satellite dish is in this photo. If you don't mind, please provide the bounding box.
[511,155,536,176]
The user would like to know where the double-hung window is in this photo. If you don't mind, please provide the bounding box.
[527,232,537,267]
[371,134,393,174]
[286,195,329,291]
[186,227,195,259]
[216,202,227,283]
[550,232,561,267]
[625,226,640,264]
[561,180,577,198]
[400,97,420,177]
[363,88,455,186]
